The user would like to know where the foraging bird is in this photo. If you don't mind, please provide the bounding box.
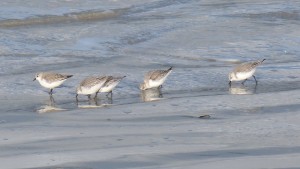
[140,67,172,90]
[33,72,73,95]
[98,76,126,98]
[76,76,108,100]
[229,59,265,85]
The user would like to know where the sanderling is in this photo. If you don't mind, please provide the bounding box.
[76,76,108,100]
[99,76,126,97]
[140,67,172,90]
[33,72,73,95]
[229,59,265,85]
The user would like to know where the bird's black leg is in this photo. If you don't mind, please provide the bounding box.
[94,92,99,99]
[106,91,113,98]
[252,75,258,84]
[107,92,113,104]
[241,79,247,85]
[229,81,232,86]
[76,94,79,102]
[87,94,91,100]
[158,85,163,89]
[49,89,53,95]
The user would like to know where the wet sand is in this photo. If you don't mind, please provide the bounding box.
[1,0,300,168]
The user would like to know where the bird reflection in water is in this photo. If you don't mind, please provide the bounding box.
[229,84,257,95]
[77,97,101,108]
[141,88,163,102]
[76,96,112,108]
[37,95,66,113]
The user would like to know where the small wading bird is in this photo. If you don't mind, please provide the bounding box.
[33,72,73,95]
[140,67,173,90]
[98,76,126,98]
[76,76,108,100]
[229,59,265,86]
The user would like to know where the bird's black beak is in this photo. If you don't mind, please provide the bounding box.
[33,78,36,81]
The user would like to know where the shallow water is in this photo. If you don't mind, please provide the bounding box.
[1,0,300,168]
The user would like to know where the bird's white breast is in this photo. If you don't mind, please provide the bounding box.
[78,83,103,95]
[235,69,256,81]
[39,79,65,89]
[99,82,119,93]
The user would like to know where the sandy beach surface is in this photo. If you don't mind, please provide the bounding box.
[0,0,300,168]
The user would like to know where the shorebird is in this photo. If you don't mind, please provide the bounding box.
[98,76,126,98]
[229,59,265,85]
[76,76,108,100]
[33,72,73,95]
[140,67,172,90]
